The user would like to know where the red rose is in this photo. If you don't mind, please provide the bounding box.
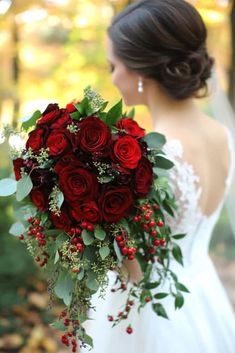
[30,187,49,212]
[116,118,145,138]
[51,109,72,129]
[37,103,60,126]
[71,201,101,223]
[46,129,72,157]
[99,186,134,222]
[13,158,24,181]
[79,116,111,152]
[57,164,99,202]
[113,135,142,169]
[54,153,82,174]
[134,157,153,197]
[50,205,72,231]
[26,128,46,152]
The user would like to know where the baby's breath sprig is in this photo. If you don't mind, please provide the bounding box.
[49,186,64,216]
[84,86,106,112]
[27,147,50,167]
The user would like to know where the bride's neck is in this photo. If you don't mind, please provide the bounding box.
[143,81,200,130]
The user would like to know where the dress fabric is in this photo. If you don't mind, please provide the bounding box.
[81,126,235,353]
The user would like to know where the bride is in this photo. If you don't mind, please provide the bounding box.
[81,0,235,352]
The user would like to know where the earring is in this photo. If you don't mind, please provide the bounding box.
[138,77,143,93]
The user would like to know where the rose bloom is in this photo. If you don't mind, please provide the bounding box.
[54,153,82,174]
[113,135,142,169]
[50,204,72,232]
[46,128,72,157]
[71,201,101,223]
[79,116,111,152]
[51,109,72,129]
[116,118,145,138]
[134,157,153,197]
[57,163,99,202]
[37,103,60,126]
[99,186,134,222]
[26,128,46,153]
[30,187,49,212]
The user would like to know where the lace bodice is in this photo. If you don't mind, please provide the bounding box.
[162,126,235,267]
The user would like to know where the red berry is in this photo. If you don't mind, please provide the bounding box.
[108,315,114,321]
[76,243,84,252]
[157,220,164,227]
[149,220,156,228]
[75,227,81,235]
[71,237,79,245]
[64,318,70,326]
[153,204,159,210]
[73,320,79,327]
[121,247,128,256]
[116,235,123,242]
[133,216,139,222]
[72,268,79,273]
[148,247,155,255]
[145,296,151,303]
[128,300,134,306]
[150,230,157,237]
[128,254,135,260]
[19,234,24,240]
[160,238,166,246]
[141,223,149,231]
[146,204,151,209]
[87,224,94,232]
[121,283,127,290]
[126,326,133,334]
[154,239,161,247]
[80,221,87,229]
[118,241,125,248]
[144,214,151,221]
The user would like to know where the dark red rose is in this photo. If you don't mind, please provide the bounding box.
[46,129,72,157]
[30,187,49,212]
[116,118,145,138]
[26,128,46,152]
[37,103,60,126]
[30,168,53,188]
[99,186,134,222]
[71,201,101,223]
[54,153,83,174]
[134,157,153,197]
[13,158,24,181]
[79,116,111,152]
[57,164,99,202]
[50,205,72,232]
[51,109,72,129]
[113,135,142,169]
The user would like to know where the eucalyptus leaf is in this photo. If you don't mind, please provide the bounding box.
[50,321,66,331]
[144,132,166,149]
[9,221,25,236]
[0,178,17,196]
[77,268,84,281]
[99,245,110,260]
[57,191,64,210]
[155,156,174,170]
[94,226,106,241]
[113,239,123,262]
[82,229,95,245]
[54,251,59,264]
[22,110,41,131]
[54,272,74,306]
[16,174,33,202]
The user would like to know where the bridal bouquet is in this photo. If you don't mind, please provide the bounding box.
[0,87,188,352]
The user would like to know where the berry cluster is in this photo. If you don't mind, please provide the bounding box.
[60,311,80,352]
[67,227,84,254]
[107,299,135,334]
[115,234,137,260]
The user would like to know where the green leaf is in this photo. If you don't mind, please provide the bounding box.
[54,251,59,264]
[54,272,74,306]
[22,110,41,131]
[152,303,169,319]
[172,233,187,240]
[45,229,64,237]
[119,218,130,234]
[74,98,89,115]
[94,226,106,241]
[155,156,174,170]
[154,292,169,299]
[77,268,84,281]
[16,174,33,202]
[83,334,94,348]
[57,191,64,210]
[175,283,190,293]
[50,320,67,331]
[0,178,17,196]
[172,244,184,266]
[86,271,99,292]
[82,229,94,245]
[144,132,166,149]
[99,245,110,260]
[70,111,81,120]
[106,99,122,126]
[175,292,184,309]
[9,222,25,236]
[77,313,91,324]
[127,107,135,118]
[113,239,123,262]
[144,281,160,290]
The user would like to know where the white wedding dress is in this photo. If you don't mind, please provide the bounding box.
[81,126,235,353]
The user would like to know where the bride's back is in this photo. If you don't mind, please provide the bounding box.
[160,113,232,217]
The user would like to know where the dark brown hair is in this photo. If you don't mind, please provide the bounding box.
[108,0,214,100]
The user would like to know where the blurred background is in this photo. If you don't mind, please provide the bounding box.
[0,0,235,352]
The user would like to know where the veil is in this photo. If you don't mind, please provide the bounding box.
[209,70,235,237]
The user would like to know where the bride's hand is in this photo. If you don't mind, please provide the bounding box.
[121,258,143,284]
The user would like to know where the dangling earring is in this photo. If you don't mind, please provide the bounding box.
[138,77,143,93]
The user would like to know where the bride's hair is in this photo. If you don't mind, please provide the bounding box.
[108,0,214,100]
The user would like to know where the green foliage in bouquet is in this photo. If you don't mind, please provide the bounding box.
[0,87,188,352]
